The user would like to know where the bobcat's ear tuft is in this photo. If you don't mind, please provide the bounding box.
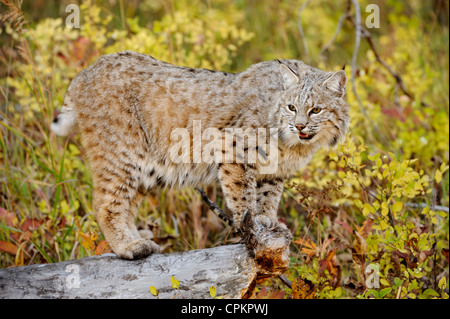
[323,70,347,98]
[279,64,299,89]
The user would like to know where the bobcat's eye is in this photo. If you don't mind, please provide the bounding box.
[287,104,297,113]
[310,107,322,115]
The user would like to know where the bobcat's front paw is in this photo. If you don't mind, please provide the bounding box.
[240,213,291,275]
[114,239,160,260]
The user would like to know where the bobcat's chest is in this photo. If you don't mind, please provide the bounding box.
[275,144,318,178]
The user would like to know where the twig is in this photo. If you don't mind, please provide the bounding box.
[320,0,352,65]
[344,4,429,108]
[278,274,293,289]
[195,187,292,287]
[363,32,429,107]
[195,188,235,228]
[406,202,449,213]
[387,206,398,237]
[297,0,313,61]
[350,0,368,117]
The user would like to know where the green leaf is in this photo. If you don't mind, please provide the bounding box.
[423,288,440,297]
[333,287,343,298]
[379,287,392,298]
[376,158,382,168]
[30,238,54,263]
[367,289,379,298]
[393,278,404,288]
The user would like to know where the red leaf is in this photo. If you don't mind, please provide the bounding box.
[294,237,318,257]
[442,248,449,261]
[336,220,353,234]
[95,240,111,255]
[358,218,374,239]
[0,207,16,227]
[255,286,285,299]
[0,241,18,255]
[21,218,42,232]
[381,106,406,122]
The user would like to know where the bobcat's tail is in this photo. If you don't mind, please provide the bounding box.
[51,95,77,136]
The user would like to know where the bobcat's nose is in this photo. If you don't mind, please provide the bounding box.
[295,124,306,132]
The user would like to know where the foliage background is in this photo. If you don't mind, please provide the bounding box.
[0,0,448,299]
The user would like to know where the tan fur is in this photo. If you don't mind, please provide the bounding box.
[52,51,349,259]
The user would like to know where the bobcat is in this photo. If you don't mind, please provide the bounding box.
[52,51,349,270]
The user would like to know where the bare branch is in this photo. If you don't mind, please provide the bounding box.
[345,3,429,108]
[195,187,237,230]
[350,0,368,117]
[320,0,352,66]
[406,202,449,213]
[362,32,429,107]
[297,0,313,61]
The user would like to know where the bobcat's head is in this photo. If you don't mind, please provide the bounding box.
[277,62,350,149]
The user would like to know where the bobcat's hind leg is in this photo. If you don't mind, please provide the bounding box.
[93,178,160,260]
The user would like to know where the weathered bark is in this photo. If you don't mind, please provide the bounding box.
[0,244,258,299]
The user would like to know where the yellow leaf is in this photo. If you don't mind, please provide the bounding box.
[381,202,389,216]
[380,278,390,286]
[435,170,442,183]
[379,219,390,230]
[392,201,403,213]
[292,277,316,299]
[372,200,380,210]
[60,200,70,215]
[421,206,430,216]
[354,199,363,209]
[78,231,95,251]
[407,293,416,299]
[438,277,447,290]
[171,275,180,289]
[329,152,338,161]
[150,286,159,296]
[440,162,449,173]
[362,203,372,216]
[210,286,216,298]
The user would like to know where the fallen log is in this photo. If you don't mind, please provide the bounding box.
[0,244,258,299]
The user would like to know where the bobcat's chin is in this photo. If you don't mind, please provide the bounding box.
[297,131,317,145]
[280,127,316,148]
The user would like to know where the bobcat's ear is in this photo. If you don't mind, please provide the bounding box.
[279,64,299,89]
[323,70,347,98]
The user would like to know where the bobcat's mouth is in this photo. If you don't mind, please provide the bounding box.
[299,132,315,140]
